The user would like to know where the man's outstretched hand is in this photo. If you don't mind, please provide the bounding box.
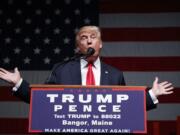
[0,67,21,85]
[151,77,174,97]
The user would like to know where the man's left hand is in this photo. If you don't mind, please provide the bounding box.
[152,77,174,97]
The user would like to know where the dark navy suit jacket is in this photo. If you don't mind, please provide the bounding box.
[14,59,156,110]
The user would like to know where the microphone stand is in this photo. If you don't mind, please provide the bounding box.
[45,47,95,84]
[45,53,84,84]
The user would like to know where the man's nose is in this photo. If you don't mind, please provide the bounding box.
[87,37,92,44]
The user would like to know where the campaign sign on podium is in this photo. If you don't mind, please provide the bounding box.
[29,85,147,133]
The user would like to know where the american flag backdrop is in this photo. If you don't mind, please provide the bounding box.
[0,0,180,134]
[0,0,98,70]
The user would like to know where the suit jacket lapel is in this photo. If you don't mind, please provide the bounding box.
[100,62,109,85]
[68,60,110,85]
[69,60,82,85]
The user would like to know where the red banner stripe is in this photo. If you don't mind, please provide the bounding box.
[102,57,180,71]
[101,28,180,41]
[100,0,180,13]
[0,86,21,101]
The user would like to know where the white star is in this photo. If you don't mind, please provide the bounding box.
[5,37,11,44]
[3,57,10,64]
[74,9,80,15]
[6,18,12,24]
[54,28,60,34]
[25,18,31,24]
[14,47,21,54]
[15,28,21,34]
[16,9,22,15]
[84,0,91,4]
[35,28,41,34]
[55,9,61,15]
[35,9,42,15]
[24,57,31,64]
[24,37,31,44]
[65,0,71,4]
[34,47,41,54]
[74,27,79,34]
[27,0,32,5]
[44,38,50,44]
[74,48,80,54]
[45,18,51,25]
[64,37,70,44]
[84,18,90,24]
[44,57,51,64]
[54,47,61,54]
[64,18,71,24]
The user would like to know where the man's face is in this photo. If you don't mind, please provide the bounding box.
[77,28,102,60]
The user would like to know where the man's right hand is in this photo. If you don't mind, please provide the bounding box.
[0,67,21,85]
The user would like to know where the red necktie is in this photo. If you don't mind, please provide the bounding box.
[86,63,95,85]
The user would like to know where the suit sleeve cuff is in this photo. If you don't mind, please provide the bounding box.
[149,89,159,104]
[12,78,23,92]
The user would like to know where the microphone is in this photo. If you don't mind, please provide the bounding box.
[45,47,95,84]
[83,47,95,59]
[86,47,95,56]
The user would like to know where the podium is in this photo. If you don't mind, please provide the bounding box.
[29,85,147,133]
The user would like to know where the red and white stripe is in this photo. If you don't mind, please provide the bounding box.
[99,0,180,123]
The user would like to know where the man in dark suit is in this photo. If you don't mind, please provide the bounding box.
[0,26,174,111]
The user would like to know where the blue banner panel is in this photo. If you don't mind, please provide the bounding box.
[29,86,147,133]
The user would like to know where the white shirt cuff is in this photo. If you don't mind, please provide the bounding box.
[12,78,23,92]
[149,89,159,104]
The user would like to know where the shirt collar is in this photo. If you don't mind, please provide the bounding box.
[81,57,100,69]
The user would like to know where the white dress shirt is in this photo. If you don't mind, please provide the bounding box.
[80,57,101,86]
